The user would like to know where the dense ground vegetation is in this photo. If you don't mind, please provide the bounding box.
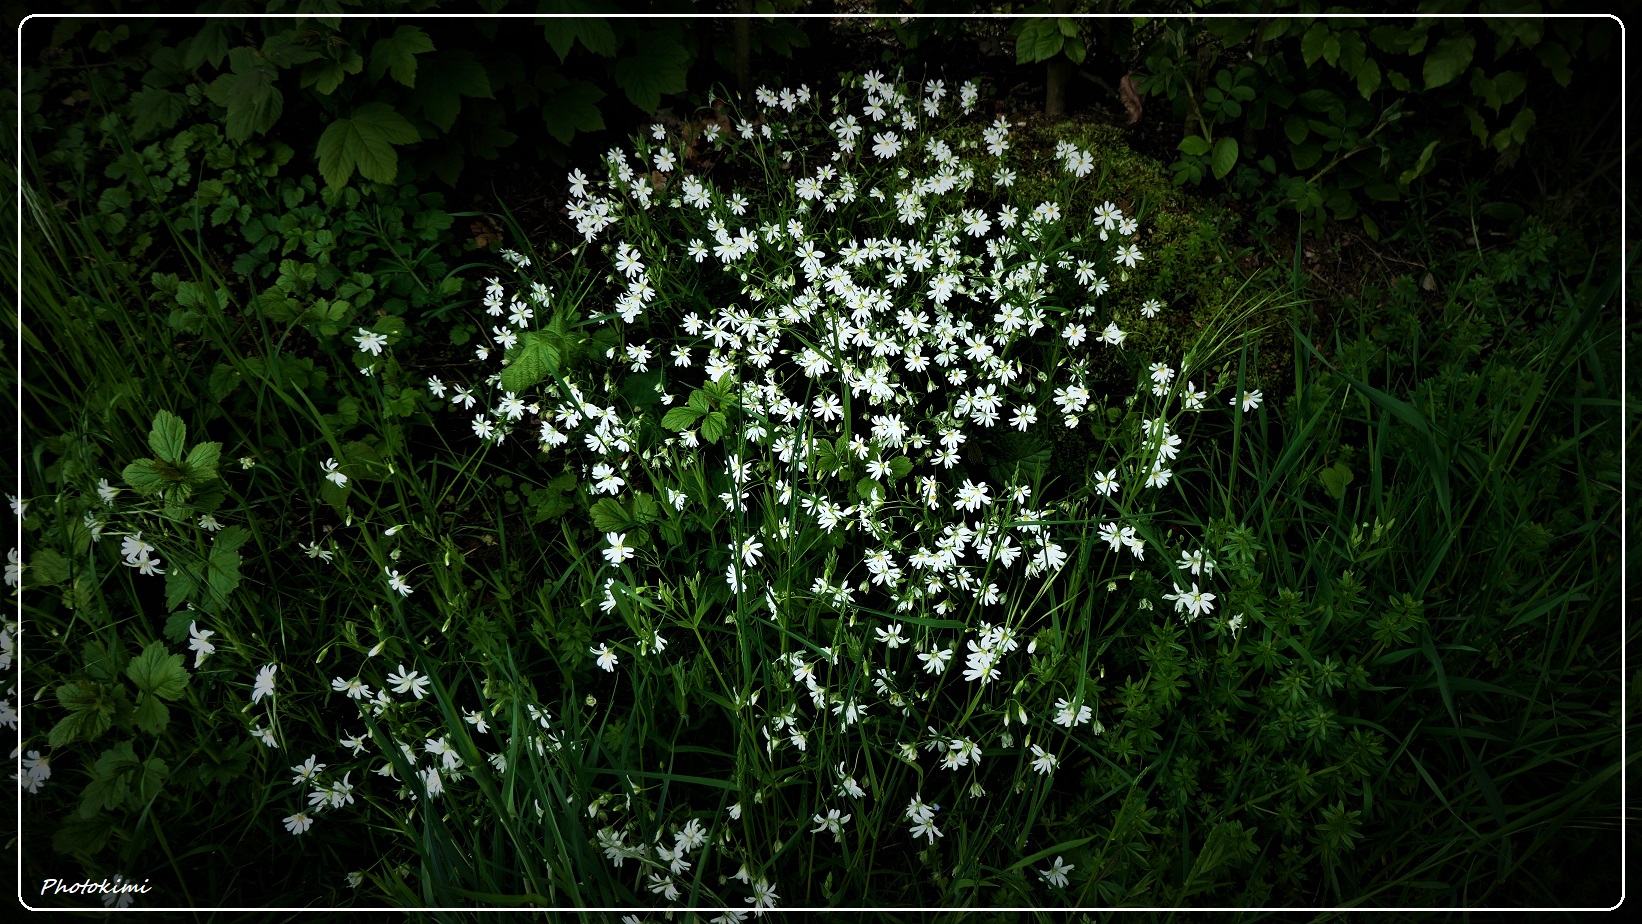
[7,4,1626,915]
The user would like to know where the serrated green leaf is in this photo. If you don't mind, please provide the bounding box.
[301,48,365,95]
[662,406,703,431]
[165,562,199,611]
[315,102,420,188]
[203,47,283,142]
[613,31,690,113]
[149,409,187,462]
[887,456,913,480]
[414,49,493,132]
[543,80,606,145]
[500,331,562,393]
[53,812,115,858]
[1015,18,1064,64]
[590,497,632,532]
[629,492,660,526]
[369,24,435,87]
[127,640,190,700]
[212,525,252,557]
[1211,136,1239,179]
[1423,33,1475,89]
[543,16,617,60]
[29,548,70,586]
[182,441,222,485]
[261,29,323,67]
[122,459,173,495]
[856,477,882,504]
[51,682,116,747]
[700,411,727,443]
[129,87,187,138]
[132,695,170,735]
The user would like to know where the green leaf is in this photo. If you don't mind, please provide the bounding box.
[500,331,562,393]
[300,48,365,95]
[122,459,173,495]
[542,16,618,60]
[590,497,632,532]
[1320,461,1355,499]
[1356,58,1382,98]
[369,24,435,87]
[1399,139,1440,186]
[699,410,727,443]
[1063,34,1086,66]
[53,812,115,858]
[51,682,116,747]
[149,409,187,462]
[887,456,913,480]
[29,549,70,586]
[261,29,323,67]
[127,640,190,700]
[315,102,420,189]
[132,695,170,735]
[413,49,493,132]
[662,406,703,431]
[1285,114,1310,144]
[1536,41,1572,86]
[1177,135,1212,157]
[1015,18,1064,64]
[543,80,606,145]
[183,20,232,70]
[182,441,222,485]
[129,87,187,138]
[203,47,284,142]
[1301,23,1330,67]
[206,546,242,603]
[84,640,128,682]
[629,492,660,526]
[614,31,689,113]
[1211,136,1239,180]
[1423,33,1476,89]
[165,561,200,612]
[856,477,883,504]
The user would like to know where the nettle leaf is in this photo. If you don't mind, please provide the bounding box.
[887,456,914,480]
[590,497,632,532]
[500,331,562,393]
[614,31,689,113]
[543,79,606,145]
[316,102,420,189]
[149,409,187,462]
[132,694,170,735]
[414,49,493,132]
[369,24,435,87]
[127,640,190,700]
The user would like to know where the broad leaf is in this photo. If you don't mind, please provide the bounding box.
[1211,136,1240,180]
[662,406,703,431]
[149,409,187,462]
[183,441,222,485]
[369,24,435,87]
[1423,33,1475,89]
[126,640,190,700]
[590,497,632,532]
[500,331,562,393]
[613,31,689,113]
[414,49,493,132]
[316,102,421,188]
[543,80,606,145]
[1015,18,1064,64]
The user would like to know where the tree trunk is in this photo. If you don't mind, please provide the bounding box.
[1045,0,1073,116]
[735,0,752,103]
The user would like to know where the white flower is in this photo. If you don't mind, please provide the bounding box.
[283,811,313,835]
[321,458,348,488]
[97,478,119,504]
[1041,855,1074,888]
[251,664,277,703]
[1030,743,1058,775]
[603,532,635,567]
[591,642,619,672]
[386,663,431,699]
[1235,389,1264,412]
[386,568,413,596]
[188,621,216,667]
[354,328,389,355]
